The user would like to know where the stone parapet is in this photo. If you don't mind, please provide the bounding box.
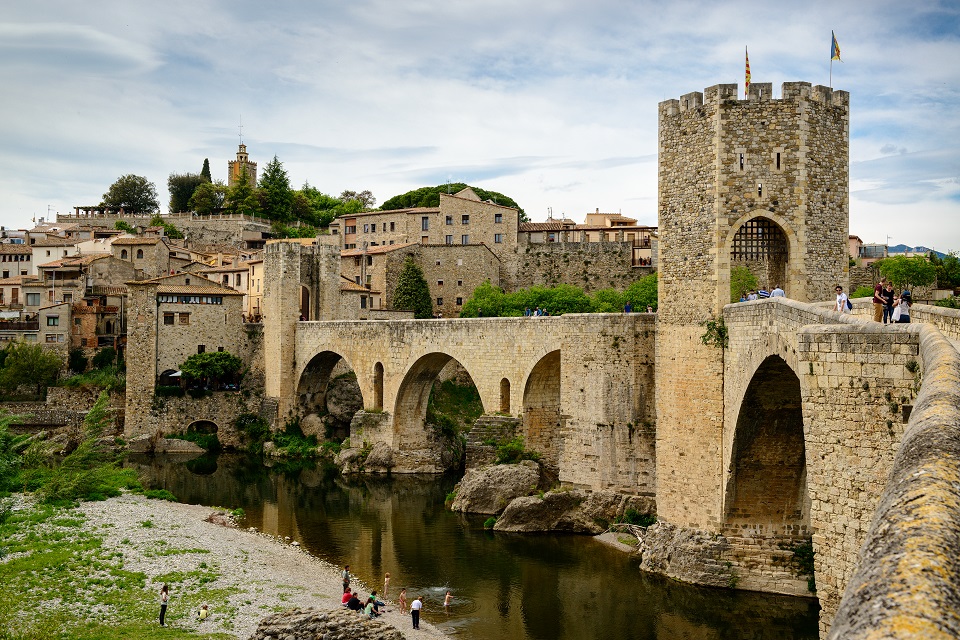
[829,323,960,639]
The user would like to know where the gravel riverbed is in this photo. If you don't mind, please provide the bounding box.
[77,494,448,639]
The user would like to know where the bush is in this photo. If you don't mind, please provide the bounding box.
[0,414,30,493]
[35,392,141,504]
[494,436,540,464]
[92,347,117,369]
[936,296,960,309]
[236,413,270,452]
[60,366,125,392]
[142,489,178,502]
[851,285,875,299]
[68,349,88,375]
[617,509,656,527]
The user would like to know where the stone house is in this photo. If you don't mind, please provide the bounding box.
[333,187,519,259]
[0,244,33,278]
[126,273,246,375]
[110,236,172,279]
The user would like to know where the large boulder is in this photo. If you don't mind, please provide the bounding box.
[299,413,325,439]
[364,442,394,473]
[326,374,363,423]
[249,607,403,640]
[450,461,540,515]
[494,490,658,534]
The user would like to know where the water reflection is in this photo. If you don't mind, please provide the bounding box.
[129,454,819,640]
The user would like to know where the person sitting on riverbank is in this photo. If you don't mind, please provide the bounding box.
[341,588,352,606]
[197,604,209,621]
[346,593,362,611]
[364,597,381,618]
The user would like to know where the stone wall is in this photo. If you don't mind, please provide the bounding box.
[502,239,653,293]
[829,323,960,639]
[144,391,261,448]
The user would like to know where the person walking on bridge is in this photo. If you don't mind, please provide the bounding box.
[872,277,887,322]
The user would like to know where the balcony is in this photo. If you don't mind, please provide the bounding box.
[0,320,40,331]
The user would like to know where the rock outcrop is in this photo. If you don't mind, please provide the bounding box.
[638,521,735,589]
[449,461,540,514]
[495,489,656,534]
[249,607,403,640]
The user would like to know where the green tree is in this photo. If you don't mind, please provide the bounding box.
[339,189,376,209]
[200,158,212,182]
[180,351,244,388]
[928,252,960,289]
[101,174,159,214]
[393,257,434,318]
[0,342,63,396]
[167,172,207,213]
[381,183,527,222]
[225,166,261,217]
[875,255,937,291]
[189,180,227,215]
[590,288,626,313]
[150,215,184,239]
[114,220,135,234]
[730,265,759,302]
[258,155,293,222]
[624,273,659,310]
[460,281,510,317]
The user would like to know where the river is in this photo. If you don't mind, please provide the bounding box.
[129,453,820,640]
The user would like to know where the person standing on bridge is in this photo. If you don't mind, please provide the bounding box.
[872,277,887,322]
[771,284,785,298]
[835,286,850,314]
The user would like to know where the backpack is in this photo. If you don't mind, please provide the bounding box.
[845,298,852,310]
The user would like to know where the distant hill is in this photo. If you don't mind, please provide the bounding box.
[887,244,946,258]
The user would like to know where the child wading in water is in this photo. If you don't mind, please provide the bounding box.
[444,590,452,610]
[398,588,407,613]
[383,572,390,597]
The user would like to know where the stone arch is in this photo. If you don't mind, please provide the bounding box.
[500,377,511,413]
[522,350,561,468]
[373,362,384,411]
[723,211,799,300]
[393,352,478,450]
[724,355,809,538]
[296,350,363,417]
[300,286,310,320]
[186,420,218,435]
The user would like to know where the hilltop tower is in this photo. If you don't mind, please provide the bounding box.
[654,81,849,531]
[228,143,258,187]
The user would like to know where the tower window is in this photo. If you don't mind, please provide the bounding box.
[758,183,763,197]
[739,154,745,171]
[776,153,781,170]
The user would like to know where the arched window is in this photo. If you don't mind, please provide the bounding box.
[120,249,128,259]
[136,249,144,259]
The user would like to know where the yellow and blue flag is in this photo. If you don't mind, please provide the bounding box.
[831,31,842,62]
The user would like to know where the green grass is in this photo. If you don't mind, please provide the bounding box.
[0,500,236,639]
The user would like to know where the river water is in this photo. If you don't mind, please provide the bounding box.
[130,454,819,640]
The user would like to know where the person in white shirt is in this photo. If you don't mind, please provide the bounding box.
[771,285,785,298]
[411,596,423,630]
[835,286,849,313]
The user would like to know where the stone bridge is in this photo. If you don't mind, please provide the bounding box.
[265,298,960,638]
[277,313,657,488]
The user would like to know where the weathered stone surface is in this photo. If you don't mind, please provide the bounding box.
[336,447,364,474]
[450,461,540,515]
[363,442,394,473]
[639,522,736,589]
[155,437,205,454]
[493,489,655,534]
[494,490,583,532]
[326,374,363,423]
[299,413,325,439]
[249,607,403,640]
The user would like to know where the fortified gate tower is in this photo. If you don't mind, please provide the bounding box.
[655,81,849,531]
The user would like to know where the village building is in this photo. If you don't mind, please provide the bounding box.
[126,273,246,375]
[110,236,173,279]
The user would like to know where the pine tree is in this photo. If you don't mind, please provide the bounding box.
[393,257,433,319]
[258,155,293,222]
[200,158,212,182]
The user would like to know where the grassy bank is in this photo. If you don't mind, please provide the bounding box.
[0,499,235,640]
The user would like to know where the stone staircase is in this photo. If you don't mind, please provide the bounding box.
[465,415,520,469]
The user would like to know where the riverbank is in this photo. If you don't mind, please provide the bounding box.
[0,493,447,639]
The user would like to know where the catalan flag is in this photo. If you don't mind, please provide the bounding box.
[831,31,842,62]
[745,47,751,98]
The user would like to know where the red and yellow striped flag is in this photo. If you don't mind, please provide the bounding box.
[745,47,751,98]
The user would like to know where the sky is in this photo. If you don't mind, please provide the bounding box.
[1,1,959,250]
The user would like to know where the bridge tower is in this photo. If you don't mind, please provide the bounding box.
[654,82,849,531]
[263,240,341,421]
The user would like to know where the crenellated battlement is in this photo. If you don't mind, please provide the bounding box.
[659,81,849,115]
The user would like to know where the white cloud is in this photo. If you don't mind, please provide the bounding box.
[0,0,958,249]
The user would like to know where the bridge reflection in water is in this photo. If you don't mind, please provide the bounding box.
[130,454,819,640]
